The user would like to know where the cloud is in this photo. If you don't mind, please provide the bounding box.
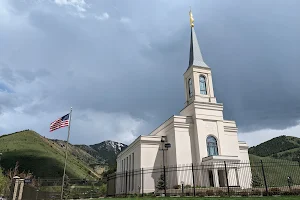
[0,108,147,145]
[239,122,300,147]
[0,0,299,147]
[54,0,87,12]
[0,0,31,29]
[120,17,131,24]
[95,12,109,21]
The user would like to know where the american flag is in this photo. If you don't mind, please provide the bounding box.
[50,113,70,132]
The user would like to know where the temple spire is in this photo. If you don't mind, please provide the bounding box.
[188,9,209,68]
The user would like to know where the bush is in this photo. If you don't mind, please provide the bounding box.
[251,189,261,196]
[291,189,300,195]
[185,192,192,196]
[196,191,205,197]
[229,189,237,196]
[216,190,225,196]
[184,184,192,189]
[0,168,9,196]
[99,184,107,196]
[239,191,249,197]
[269,187,281,195]
[281,191,291,196]
[206,190,214,196]
[173,185,180,189]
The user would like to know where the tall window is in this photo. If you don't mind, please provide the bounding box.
[188,78,193,97]
[207,136,218,156]
[199,75,207,95]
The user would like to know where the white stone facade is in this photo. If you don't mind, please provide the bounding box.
[116,23,252,194]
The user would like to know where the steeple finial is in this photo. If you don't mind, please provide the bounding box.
[189,8,194,27]
[188,10,209,68]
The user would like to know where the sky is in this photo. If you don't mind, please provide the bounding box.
[0,0,299,147]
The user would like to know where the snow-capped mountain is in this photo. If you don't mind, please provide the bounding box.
[75,140,128,166]
[97,140,127,154]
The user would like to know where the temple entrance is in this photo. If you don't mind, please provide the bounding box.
[218,170,226,187]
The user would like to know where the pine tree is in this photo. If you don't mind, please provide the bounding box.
[156,173,167,190]
[252,173,263,187]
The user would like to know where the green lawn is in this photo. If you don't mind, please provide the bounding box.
[95,197,299,200]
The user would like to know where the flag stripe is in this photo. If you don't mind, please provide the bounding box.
[50,113,70,132]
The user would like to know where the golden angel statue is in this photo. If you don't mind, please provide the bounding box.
[189,10,194,27]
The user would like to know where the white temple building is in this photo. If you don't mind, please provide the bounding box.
[116,11,252,194]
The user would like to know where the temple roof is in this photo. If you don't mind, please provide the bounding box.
[188,26,209,69]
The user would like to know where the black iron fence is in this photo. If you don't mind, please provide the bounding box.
[107,160,300,197]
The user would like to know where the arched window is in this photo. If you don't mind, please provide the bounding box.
[188,78,193,97]
[199,75,207,95]
[207,136,218,156]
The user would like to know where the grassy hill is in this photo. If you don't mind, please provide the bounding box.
[249,135,300,161]
[0,130,99,179]
[249,154,300,187]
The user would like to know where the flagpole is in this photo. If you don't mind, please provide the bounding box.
[60,107,72,200]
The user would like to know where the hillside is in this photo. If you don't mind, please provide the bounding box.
[0,130,99,179]
[249,154,300,187]
[249,135,300,161]
[52,140,128,167]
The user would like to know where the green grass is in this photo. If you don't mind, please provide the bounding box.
[249,154,300,187]
[95,197,300,200]
[0,130,98,179]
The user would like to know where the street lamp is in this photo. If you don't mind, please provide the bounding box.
[160,136,171,197]
[160,137,171,168]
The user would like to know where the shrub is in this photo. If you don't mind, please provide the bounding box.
[206,190,214,196]
[281,191,291,196]
[129,193,138,198]
[185,192,192,196]
[239,191,249,197]
[291,189,300,195]
[216,190,225,196]
[196,191,205,197]
[184,184,192,189]
[0,168,9,195]
[269,187,281,195]
[251,189,261,196]
[229,189,237,196]
[173,185,180,189]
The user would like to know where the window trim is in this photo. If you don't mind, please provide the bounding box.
[199,75,207,95]
[206,135,219,156]
[188,78,193,98]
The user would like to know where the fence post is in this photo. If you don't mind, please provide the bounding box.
[35,177,40,200]
[125,171,128,197]
[191,163,196,196]
[260,160,268,195]
[18,179,24,200]
[224,161,230,196]
[141,168,144,197]
[163,166,167,196]
[106,175,109,197]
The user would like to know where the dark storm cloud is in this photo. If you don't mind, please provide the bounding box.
[0,0,299,144]
[130,0,300,132]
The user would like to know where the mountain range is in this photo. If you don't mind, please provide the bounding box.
[0,130,299,179]
[0,130,127,179]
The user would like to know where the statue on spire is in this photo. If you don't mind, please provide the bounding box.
[189,9,194,27]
